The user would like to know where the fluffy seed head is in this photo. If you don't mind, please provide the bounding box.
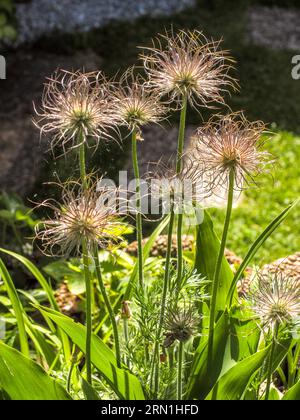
[35,179,126,256]
[34,70,116,154]
[148,160,211,215]
[163,304,199,346]
[111,67,167,131]
[248,270,300,330]
[188,113,270,191]
[140,29,237,108]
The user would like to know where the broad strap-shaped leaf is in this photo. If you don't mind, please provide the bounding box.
[0,258,29,356]
[186,311,230,400]
[38,306,145,400]
[260,334,293,382]
[0,248,58,310]
[124,215,170,300]
[283,379,300,400]
[227,199,299,306]
[229,308,261,360]
[0,248,71,360]
[206,347,270,400]
[80,374,101,400]
[195,211,234,316]
[0,341,71,400]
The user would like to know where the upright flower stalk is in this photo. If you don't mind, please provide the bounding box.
[151,204,175,396]
[207,168,234,363]
[111,68,167,292]
[175,93,188,289]
[82,238,92,383]
[177,341,184,400]
[188,114,269,367]
[141,30,236,291]
[131,128,144,290]
[265,321,279,401]
[79,135,88,189]
[93,246,121,368]
[141,30,237,396]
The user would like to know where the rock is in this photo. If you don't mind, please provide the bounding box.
[122,125,196,178]
[0,49,103,195]
[248,5,300,50]
[14,0,196,46]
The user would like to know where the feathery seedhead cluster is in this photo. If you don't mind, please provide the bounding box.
[34,70,116,153]
[163,304,199,346]
[188,113,270,191]
[35,179,126,256]
[140,29,237,108]
[111,68,167,131]
[148,160,210,215]
[248,270,300,330]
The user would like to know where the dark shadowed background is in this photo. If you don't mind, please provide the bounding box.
[0,0,299,263]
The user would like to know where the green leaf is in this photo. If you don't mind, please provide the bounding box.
[0,341,71,400]
[195,211,234,316]
[268,386,281,400]
[2,25,17,40]
[260,334,293,383]
[43,260,85,295]
[81,375,100,400]
[186,311,230,400]
[229,308,261,360]
[0,248,71,360]
[38,306,145,400]
[227,199,299,306]
[206,346,270,400]
[0,248,58,310]
[0,258,29,356]
[283,379,300,400]
[0,209,13,221]
[124,215,170,300]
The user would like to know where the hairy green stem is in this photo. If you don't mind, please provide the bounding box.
[93,247,121,368]
[265,322,279,400]
[176,94,188,290]
[207,169,235,366]
[177,341,184,400]
[123,318,130,369]
[82,239,92,384]
[151,206,175,397]
[79,141,88,190]
[77,132,92,383]
[131,128,144,291]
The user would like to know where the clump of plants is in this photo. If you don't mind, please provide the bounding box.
[0,29,299,401]
[0,0,17,44]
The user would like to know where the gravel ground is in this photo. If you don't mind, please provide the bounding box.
[15,0,195,45]
[248,5,300,50]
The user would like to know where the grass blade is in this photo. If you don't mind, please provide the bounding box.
[38,306,145,400]
[0,258,29,356]
[0,248,71,360]
[227,199,299,306]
